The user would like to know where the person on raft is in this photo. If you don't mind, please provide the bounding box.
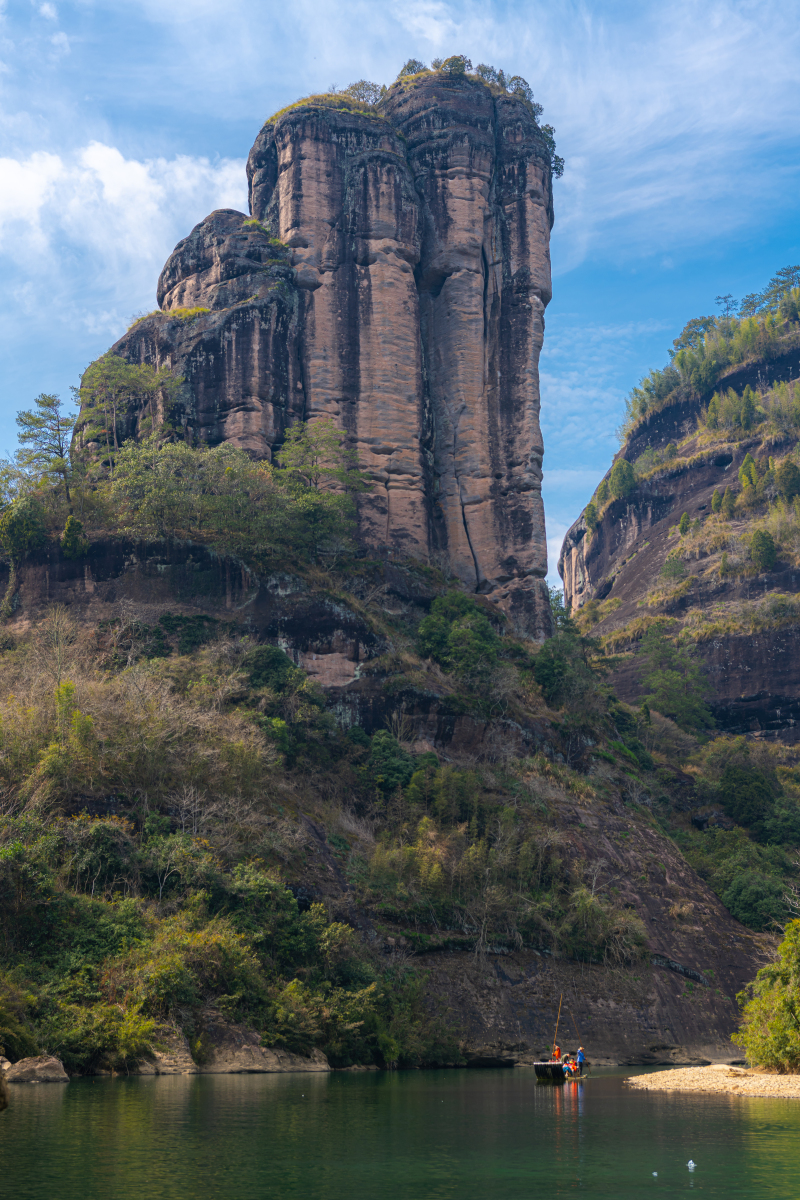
[577,1047,586,1076]
[552,1045,561,1061]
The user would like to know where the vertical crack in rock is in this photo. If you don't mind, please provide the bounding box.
[98,76,555,639]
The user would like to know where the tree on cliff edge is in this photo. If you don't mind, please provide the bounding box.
[15,393,75,503]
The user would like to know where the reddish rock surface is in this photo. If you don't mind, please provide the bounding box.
[99,76,555,639]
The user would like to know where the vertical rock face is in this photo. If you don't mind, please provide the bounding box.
[382,76,552,633]
[99,78,554,638]
[248,106,428,556]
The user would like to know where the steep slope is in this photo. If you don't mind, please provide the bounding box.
[0,539,772,1069]
[93,70,555,639]
[559,318,800,738]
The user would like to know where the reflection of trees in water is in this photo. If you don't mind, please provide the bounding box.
[0,1076,8,1112]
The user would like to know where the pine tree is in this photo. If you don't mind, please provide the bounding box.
[608,459,635,499]
[711,488,722,514]
[721,486,736,520]
[15,393,75,501]
[739,452,756,487]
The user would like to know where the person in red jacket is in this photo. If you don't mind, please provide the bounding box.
[552,1044,561,1061]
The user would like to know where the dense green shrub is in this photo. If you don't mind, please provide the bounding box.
[107,420,366,565]
[734,920,800,1069]
[245,645,298,691]
[675,823,793,931]
[638,622,713,732]
[40,1002,157,1075]
[721,871,786,931]
[750,529,777,572]
[369,732,415,795]
[533,628,596,711]
[0,976,39,1061]
[0,497,46,563]
[60,515,89,559]
[609,459,635,500]
[776,460,800,501]
[417,593,500,680]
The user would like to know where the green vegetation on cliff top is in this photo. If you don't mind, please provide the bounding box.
[265,57,563,177]
[616,266,800,446]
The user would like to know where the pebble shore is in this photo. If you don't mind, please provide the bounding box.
[625,1065,800,1099]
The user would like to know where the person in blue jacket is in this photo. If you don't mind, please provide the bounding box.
[576,1047,586,1076]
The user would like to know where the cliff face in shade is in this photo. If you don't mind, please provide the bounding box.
[99,76,554,638]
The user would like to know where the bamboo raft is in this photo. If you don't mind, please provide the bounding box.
[534,1061,567,1082]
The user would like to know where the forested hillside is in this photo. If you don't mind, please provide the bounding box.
[0,377,777,1072]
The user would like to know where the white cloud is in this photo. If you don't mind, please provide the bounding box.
[0,142,246,339]
[39,3,57,19]
[49,29,69,56]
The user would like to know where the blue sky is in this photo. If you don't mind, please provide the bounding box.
[2,0,799,582]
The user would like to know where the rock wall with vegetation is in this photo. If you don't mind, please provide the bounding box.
[559,271,800,739]
[0,538,773,1074]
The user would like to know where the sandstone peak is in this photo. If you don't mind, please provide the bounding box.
[103,71,556,638]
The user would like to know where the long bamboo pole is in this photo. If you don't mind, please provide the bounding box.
[551,993,563,1059]
[568,1005,584,1047]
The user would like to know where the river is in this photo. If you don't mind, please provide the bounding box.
[2,1068,799,1198]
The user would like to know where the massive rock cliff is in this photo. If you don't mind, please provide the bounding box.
[99,73,555,639]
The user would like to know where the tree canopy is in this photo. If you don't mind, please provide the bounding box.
[734,921,800,1070]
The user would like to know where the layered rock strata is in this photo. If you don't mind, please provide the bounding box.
[99,75,555,637]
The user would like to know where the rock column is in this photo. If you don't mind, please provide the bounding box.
[383,75,553,636]
[248,108,429,557]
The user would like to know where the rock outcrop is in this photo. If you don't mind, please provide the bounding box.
[5,1055,69,1083]
[99,73,555,638]
[132,1021,329,1075]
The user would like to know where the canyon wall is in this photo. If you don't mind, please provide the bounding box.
[100,73,555,638]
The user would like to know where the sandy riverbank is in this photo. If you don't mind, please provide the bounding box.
[625,1065,800,1099]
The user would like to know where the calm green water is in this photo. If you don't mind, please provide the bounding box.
[2,1068,800,1198]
